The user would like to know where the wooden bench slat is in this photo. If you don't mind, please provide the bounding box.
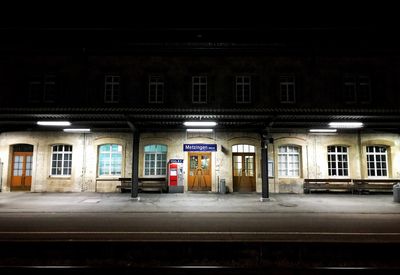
[303,178,353,194]
[117,177,167,193]
[304,178,400,194]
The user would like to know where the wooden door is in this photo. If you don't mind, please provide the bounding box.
[188,152,211,191]
[11,152,33,191]
[233,153,256,192]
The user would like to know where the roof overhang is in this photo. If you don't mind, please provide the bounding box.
[1,107,400,134]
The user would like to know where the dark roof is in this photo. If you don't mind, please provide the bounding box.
[1,107,400,133]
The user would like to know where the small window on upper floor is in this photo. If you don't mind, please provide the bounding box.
[192,75,207,103]
[235,75,251,104]
[149,75,164,103]
[104,75,120,103]
[280,75,295,103]
[29,73,57,103]
[343,74,371,104]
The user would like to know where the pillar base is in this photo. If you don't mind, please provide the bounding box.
[259,197,272,202]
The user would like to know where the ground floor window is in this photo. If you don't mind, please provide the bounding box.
[98,144,122,176]
[366,146,388,177]
[327,146,349,177]
[278,145,300,177]
[144,144,167,176]
[51,145,72,176]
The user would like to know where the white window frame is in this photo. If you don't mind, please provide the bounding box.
[278,145,300,177]
[280,75,296,103]
[327,146,349,177]
[366,146,388,178]
[50,144,72,176]
[29,73,56,103]
[235,75,251,103]
[232,144,255,153]
[98,144,122,177]
[104,75,120,103]
[344,74,371,104]
[43,74,56,103]
[144,144,167,177]
[358,75,371,104]
[149,75,164,103]
[192,75,207,103]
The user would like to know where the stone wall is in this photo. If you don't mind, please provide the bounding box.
[1,131,399,193]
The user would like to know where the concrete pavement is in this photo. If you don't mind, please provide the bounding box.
[0,192,399,213]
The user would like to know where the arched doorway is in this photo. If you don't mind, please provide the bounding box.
[188,152,211,191]
[232,144,256,192]
[10,144,33,191]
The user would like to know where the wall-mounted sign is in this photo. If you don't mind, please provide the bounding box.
[169,159,184,163]
[183,144,217,152]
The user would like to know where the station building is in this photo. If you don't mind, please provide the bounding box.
[1,27,400,196]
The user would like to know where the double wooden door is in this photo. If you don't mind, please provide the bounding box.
[188,152,211,191]
[11,151,33,191]
[233,153,256,192]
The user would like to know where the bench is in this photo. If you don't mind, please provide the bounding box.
[352,179,399,194]
[117,177,168,193]
[303,178,353,194]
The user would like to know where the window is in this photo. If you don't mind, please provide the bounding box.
[366,146,388,177]
[236,75,251,103]
[149,75,164,103]
[280,75,295,103]
[268,160,274,178]
[232,144,255,153]
[144,144,167,176]
[51,145,72,176]
[98,144,122,176]
[344,74,370,104]
[327,146,349,177]
[278,145,300,177]
[104,75,120,103]
[192,76,207,103]
[29,74,57,103]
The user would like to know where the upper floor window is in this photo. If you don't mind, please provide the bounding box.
[104,75,120,103]
[327,146,349,177]
[280,75,295,103]
[192,76,207,103]
[98,144,122,176]
[51,145,72,176]
[366,146,388,177]
[29,73,57,103]
[236,75,251,103]
[278,145,300,177]
[344,74,371,104]
[149,75,164,103]
[144,144,167,176]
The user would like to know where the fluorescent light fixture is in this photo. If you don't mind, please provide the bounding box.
[309,129,337,133]
[186,128,213,132]
[63,128,91,133]
[183,121,217,127]
[37,121,71,126]
[329,122,363,128]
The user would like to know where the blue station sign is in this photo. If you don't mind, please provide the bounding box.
[169,159,184,163]
[183,144,217,152]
